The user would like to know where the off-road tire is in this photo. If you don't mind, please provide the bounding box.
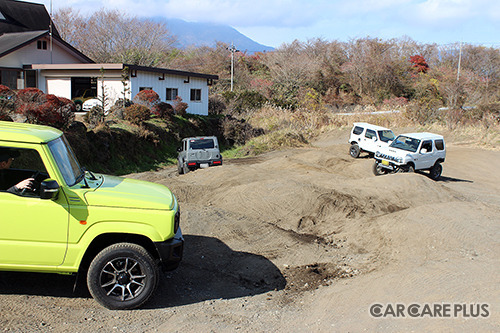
[182,162,190,174]
[177,159,184,175]
[87,243,159,310]
[349,144,361,158]
[429,162,442,181]
[398,164,414,173]
[75,101,83,112]
[372,161,386,176]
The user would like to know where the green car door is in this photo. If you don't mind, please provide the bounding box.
[0,146,69,269]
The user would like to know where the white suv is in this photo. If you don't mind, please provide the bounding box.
[348,122,396,158]
[373,132,446,180]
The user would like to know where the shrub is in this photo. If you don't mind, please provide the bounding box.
[114,98,133,108]
[152,102,174,119]
[16,88,44,104]
[16,93,75,130]
[0,85,15,120]
[222,115,264,145]
[124,104,151,125]
[208,95,226,115]
[84,105,106,128]
[133,90,159,109]
[173,96,188,116]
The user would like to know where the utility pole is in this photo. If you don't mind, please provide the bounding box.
[457,41,462,82]
[228,43,238,92]
[49,0,53,64]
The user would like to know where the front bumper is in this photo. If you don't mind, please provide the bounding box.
[377,159,397,169]
[154,228,184,271]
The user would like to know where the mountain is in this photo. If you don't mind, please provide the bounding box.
[156,18,274,53]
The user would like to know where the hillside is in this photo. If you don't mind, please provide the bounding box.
[158,18,275,53]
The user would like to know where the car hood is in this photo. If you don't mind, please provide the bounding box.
[377,146,411,159]
[84,175,175,210]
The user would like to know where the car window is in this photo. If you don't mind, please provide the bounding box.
[390,135,421,152]
[378,130,395,143]
[48,136,82,186]
[421,140,433,152]
[189,139,215,150]
[435,139,445,150]
[352,126,364,135]
[0,147,48,195]
[365,129,376,139]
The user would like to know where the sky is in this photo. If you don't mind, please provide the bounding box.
[34,0,499,48]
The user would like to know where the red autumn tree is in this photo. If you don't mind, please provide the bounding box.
[410,55,429,74]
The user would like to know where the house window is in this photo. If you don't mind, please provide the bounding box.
[166,88,178,101]
[37,41,47,50]
[0,69,19,89]
[190,89,201,101]
[25,70,37,88]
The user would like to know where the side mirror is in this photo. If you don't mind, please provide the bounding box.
[40,179,60,200]
[176,147,182,152]
[420,148,428,154]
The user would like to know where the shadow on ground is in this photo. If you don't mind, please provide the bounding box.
[148,235,286,308]
[0,235,286,309]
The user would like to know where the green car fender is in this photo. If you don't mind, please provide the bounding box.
[61,220,165,272]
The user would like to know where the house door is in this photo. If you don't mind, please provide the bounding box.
[46,78,71,99]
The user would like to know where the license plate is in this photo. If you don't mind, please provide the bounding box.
[382,160,389,166]
[200,163,209,168]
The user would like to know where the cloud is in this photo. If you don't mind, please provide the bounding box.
[36,0,499,46]
[157,0,321,27]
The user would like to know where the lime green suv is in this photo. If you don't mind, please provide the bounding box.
[0,121,183,309]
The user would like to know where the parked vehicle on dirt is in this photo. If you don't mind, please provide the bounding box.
[0,121,183,310]
[373,132,446,180]
[177,136,223,174]
[348,122,396,158]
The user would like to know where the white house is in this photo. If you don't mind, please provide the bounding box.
[0,0,218,115]
[29,63,217,115]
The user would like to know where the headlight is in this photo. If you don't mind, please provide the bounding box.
[375,151,381,158]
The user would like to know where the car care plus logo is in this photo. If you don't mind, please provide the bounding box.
[369,303,490,318]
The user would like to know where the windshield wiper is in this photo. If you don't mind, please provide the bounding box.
[85,168,97,180]
[77,168,91,188]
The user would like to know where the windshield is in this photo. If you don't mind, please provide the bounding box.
[389,135,421,152]
[190,139,215,150]
[48,136,82,186]
[378,130,396,143]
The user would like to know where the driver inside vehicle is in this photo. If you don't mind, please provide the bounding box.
[0,148,35,194]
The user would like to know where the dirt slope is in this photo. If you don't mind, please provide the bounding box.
[1,128,498,332]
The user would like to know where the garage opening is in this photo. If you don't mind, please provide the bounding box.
[71,77,97,111]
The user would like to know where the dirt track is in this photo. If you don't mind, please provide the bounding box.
[1,128,499,332]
